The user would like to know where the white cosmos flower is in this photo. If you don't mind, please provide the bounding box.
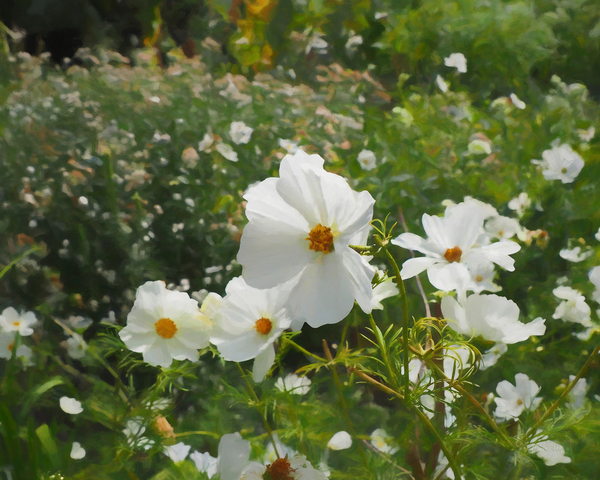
[467,261,500,294]
[216,142,239,162]
[275,373,311,395]
[164,442,191,463]
[0,307,37,336]
[479,343,508,370]
[509,93,526,109]
[559,246,593,263]
[532,144,584,184]
[552,286,592,327]
[241,455,328,480]
[65,333,88,359]
[371,273,399,310]
[230,121,253,145]
[392,202,520,293]
[441,294,545,344]
[70,442,86,460]
[527,436,571,466]
[0,331,32,362]
[327,431,352,450]
[191,451,218,478]
[237,150,376,328]
[357,149,376,170]
[209,277,293,381]
[444,53,467,73]
[484,216,521,240]
[370,428,398,455]
[59,396,83,414]
[118,281,211,368]
[589,266,600,303]
[494,373,542,420]
[507,192,531,217]
[435,75,449,92]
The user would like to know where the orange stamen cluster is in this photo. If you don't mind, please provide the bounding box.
[306,224,334,253]
[265,456,295,480]
[155,318,177,339]
[255,317,273,335]
[444,246,462,263]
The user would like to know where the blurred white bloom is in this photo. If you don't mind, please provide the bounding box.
[149,96,160,103]
[357,149,376,170]
[209,277,293,381]
[442,294,545,344]
[191,451,218,478]
[77,196,89,207]
[392,202,520,292]
[466,139,492,156]
[479,343,508,370]
[371,274,399,310]
[589,266,600,303]
[508,193,531,217]
[327,431,352,450]
[532,144,584,184]
[229,121,253,145]
[467,261,500,293]
[216,142,239,162]
[118,281,211,368]
[152,131,171,143]
[559,246,593,263]
[402,358,426,384]
[262,434,297,465]
[552,286,592,327]
[164,442,191,463]
[509,93,526,109]
[219,81,252,108]
[306,32,328,54]
[444,53,467,73]
[198,132,214,151]
[435,75,449,92]
[0,307,37,336]
[275,373,311,395]
[345,34,363,52]
[484,216,521,240]
[566,375,588,410]
[577,126,595,142]
[123,418,154,450]
[217,433,252,480]
[494,373,542,420]
[278,138,300,153]
[237,151,375,328]
[528,436,571,466]
[59,396,83,414]
[70,442,86,460]
[370,428,398,454]
[65,333,88,359]
[66,315,93,330]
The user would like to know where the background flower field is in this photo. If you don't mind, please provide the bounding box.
[1,1,600,479]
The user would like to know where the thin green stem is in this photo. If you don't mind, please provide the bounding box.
[323,341,370,468]
[382,244,411,399]
[369,314,399,390]
[427,361,513,448]
[236,363,279,458]
[284,338,327,362]
[175,430,221,439]
[522,344,600,443]
[0,246,40,280]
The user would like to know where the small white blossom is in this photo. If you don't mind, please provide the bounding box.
[577,126,595,142]
[484,216,521,240]
[198,132,214,151]
[494,373,542,420]
[435,75,449,92]
[507,193,531,217]
[216,142,239,162]
[528,436,571,466]
[0,307,37,336]
[65,333,88,359]
[559,246,593,263]
[327,431,352,450]
[164,442,191,463]
[70,442,86,460]
[444,53,467,73]
[275,373,311,395]
[370,428,398,455]
[553,286,592,327]
[229,121,253,145]
[60,397,83,414]
[509,93,526,109]
[479,343,508,370]
[532,144,584,184]
[191,451,218,478]
[466,139,492,156]
[357,149,377,170]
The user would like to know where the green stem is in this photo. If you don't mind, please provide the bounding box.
[369,314,399,390]
[522,344,600,443]
[284,338,326,362]
[0,246,40,280]
[175,430,221,439]
[382,244,411,399]
[236,363,280,458]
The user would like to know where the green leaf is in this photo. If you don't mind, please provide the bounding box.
[20,377,65,419]
[35,424,60,468]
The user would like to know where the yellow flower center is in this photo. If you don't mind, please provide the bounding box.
[255,317,272,335]
[13,321,20,326]
[155,318,177,339]
[306,224,334,254]
[444,246,462,263]
[475,275,483,282]
[517,399,523,406]
[8,342,14,352]
[561,167,567,174]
